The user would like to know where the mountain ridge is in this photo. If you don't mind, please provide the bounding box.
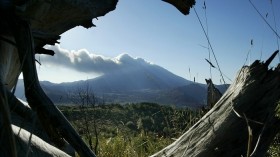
[15,61,228,107]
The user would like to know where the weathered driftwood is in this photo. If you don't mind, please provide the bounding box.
[205,78,222,108]
[151,52,280,157]
[162,0,195,15]
[12,125,71,157]
[0,1,119,156]
[0,27,21,157]
[14,20,95,156]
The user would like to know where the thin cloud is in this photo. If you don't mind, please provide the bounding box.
[41,44,152,74]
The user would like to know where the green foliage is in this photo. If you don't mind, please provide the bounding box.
[275,103,280,118]
[125,121,137,131]
[97,133,172,157]
[267,133,280,157]
[266,102,280,157]
[59,102,280,156]
[59,103,204,156]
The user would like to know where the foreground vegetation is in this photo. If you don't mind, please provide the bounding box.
[59,103,280,157]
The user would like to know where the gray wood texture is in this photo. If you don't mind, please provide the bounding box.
[152,56,280,157]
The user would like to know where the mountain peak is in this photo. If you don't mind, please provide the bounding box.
[114,53,151,66]
[115,53,132,62]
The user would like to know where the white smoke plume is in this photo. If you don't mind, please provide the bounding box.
[41,44,152,74]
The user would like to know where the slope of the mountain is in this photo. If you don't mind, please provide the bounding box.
[14,56,228,107]
[14,78,228,107]
[60,62,192,92]
[161,83,207,107]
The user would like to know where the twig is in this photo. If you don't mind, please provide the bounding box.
[0,36,16,46]
[202,1,213,80]
[250,115,268,156]
[232,108,263,125]
[243,113,253,157]
[205,58,216,68]
[244,40,253,66]
[35,59,41,65]
[264,50,279,67]
[193,7,226,84]
[25,113,36,157]
[269,0,280,53]
[249,0,280,39]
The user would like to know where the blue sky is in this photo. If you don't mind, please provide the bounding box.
[36,0,280,84]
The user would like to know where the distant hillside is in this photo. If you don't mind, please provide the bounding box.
[14,61,228,107]
[60,63,191,92]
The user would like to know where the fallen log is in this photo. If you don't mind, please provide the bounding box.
[151,51,280,157]
[12,125,70,157]
[13,19,95,157]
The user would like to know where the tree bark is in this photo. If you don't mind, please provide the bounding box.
[13,19,96,157]
[0,83,17,157]
[12,125,71,157]
[152,56,280,157]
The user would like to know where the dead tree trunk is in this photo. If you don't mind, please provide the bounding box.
[13,19,96,157]
[151,51,280,157]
